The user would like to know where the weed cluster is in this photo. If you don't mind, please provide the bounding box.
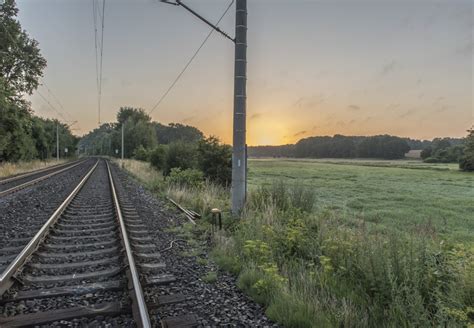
[214,182,474,327]
[119,158,474,327]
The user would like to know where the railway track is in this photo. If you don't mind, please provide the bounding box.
[0,159,86,197]
[0,159,193,327]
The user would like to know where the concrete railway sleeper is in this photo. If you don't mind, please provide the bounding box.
[0,159,162,327]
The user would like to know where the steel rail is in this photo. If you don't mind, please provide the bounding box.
[0,159,82,186]
[0,159,88,197]
[106,161,151,328]
[0,160,100,296]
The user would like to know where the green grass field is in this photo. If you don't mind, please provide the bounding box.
[248,158,474,244]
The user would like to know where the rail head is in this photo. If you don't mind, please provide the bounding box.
[106,161,151,328]
[0,160,100,296]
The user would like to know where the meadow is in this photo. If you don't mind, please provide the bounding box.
[120,157,474,327]
[248,158,474,244]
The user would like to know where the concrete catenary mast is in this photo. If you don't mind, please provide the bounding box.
[161,0,248,215]
[231,0,247,215]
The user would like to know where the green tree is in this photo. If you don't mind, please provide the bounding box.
[459,128,474,171]
[197,136,232,185]
[133,145,150,161]
[149,145,167,170]
[153,122,204,144]
[77,123,117,156]
[0,0,49,162]
[117,107,156,158]
[420,147,432,160]
[1,0,46,100]
[163,141,197,175]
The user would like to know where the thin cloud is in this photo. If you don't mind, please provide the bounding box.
[293,130,307,137]
[250,113,262,120]
[182,116,195,123]
[379,60,397,77]
[347,105,360,111]
[398,109,417,118]
[433,105,450,114]
[292,98,303,108]
[292,95,325,109]
[386,104,400,111]
[455,40,473,56]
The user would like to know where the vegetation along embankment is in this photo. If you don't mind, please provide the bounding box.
[113,123,473,327]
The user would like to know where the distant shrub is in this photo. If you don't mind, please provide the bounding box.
[459,157,474,171]
[163,141,197,175]
[149,145,167,171]
[424,157,439,163]
[459,128,474,171]
[133,145,150,161]
[420,147,432,159]
[167,167,203,189]
[197,136,232,186]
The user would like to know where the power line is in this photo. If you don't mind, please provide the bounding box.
[148,0,234,115]
[40,80,74,121]
[92,0,99,97]
[92,0,106,124]
[98,0,106,124]
[36,89,68,122]
[1,20,73,123]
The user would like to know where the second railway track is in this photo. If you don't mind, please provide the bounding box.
[0,159,86,197]
[0,159,192,327]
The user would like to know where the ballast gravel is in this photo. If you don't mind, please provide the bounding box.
[111,163,279,327]
[0,159,96,250]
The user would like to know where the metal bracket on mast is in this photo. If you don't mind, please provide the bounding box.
[161,0,235,43]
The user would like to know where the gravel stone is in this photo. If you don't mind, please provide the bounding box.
[110,163,279,327]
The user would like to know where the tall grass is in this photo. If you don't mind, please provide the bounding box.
[214,182,474,327]
[0,159,67,179]
[167,179,229,217]
[112,158,164,192]
[118,159,473,327]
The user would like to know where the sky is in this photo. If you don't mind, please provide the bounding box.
[16,0,473,145]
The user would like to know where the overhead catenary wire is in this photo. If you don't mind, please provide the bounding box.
[1,20,73,124]
[36,89,68,122]
[40,80,74,122]
[92,0,99,98]
[92,0,106,124]
[148,0,234,115]
[98,0,105,124]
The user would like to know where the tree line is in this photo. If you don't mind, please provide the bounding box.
[0,0,77,162]
[78,107,232,185]
[77,107,203,157]
[248,134,468,160]
[249,135,412,159]
[248,132,474,171]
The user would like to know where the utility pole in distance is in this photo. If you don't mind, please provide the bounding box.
[121,123,124,160]
[160,0,248,216]
[56,123,59,161]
